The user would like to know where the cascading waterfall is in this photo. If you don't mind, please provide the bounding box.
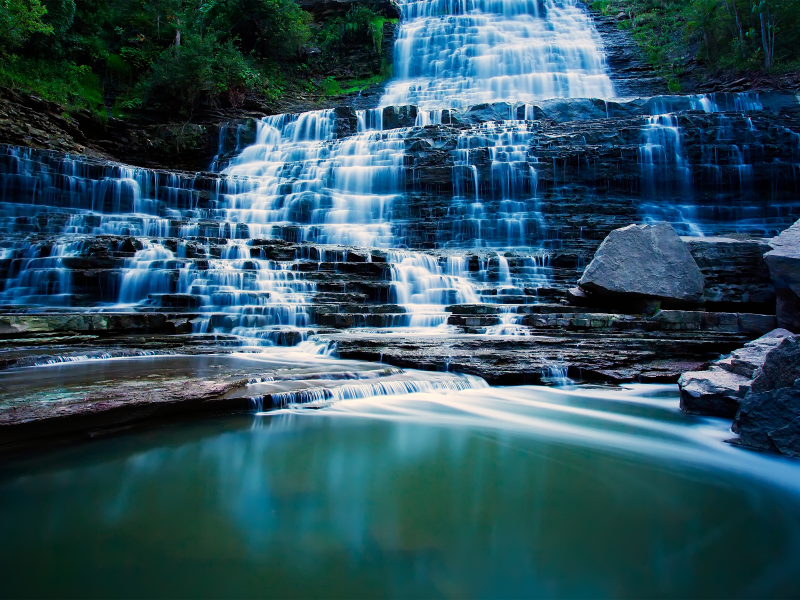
[1,0,797,349]
[381,0,615,108]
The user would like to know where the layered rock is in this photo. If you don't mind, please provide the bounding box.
[764,219,800,332]
[679,328,794,417]
[731,336,800,457]
[682,236,775,313]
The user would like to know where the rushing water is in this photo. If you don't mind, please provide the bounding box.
[382,0,615,109]
[2,382,800,598]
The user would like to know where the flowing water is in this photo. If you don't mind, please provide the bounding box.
[2,3,800,595]
[2,380,800,598]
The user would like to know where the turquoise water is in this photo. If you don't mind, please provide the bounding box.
[2,384,799,599]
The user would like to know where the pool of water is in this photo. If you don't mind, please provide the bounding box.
[2,383,799,599]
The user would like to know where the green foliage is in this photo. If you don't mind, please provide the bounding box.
[320,58,393,96]
[321,75,341,95]
[0,0,53,50]
[344,5,386,52]
[589,0,800,76]
[143,32,263,110]
[0,55,102,110]
[315,5,390,55]
[1,0,393,114]
[203,0,312,59]
[41,0,75,36]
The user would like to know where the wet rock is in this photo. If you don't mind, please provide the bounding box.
[381,105,418,129]
[725,329,795,377]
[749,335,800,394]
[679,367,750,418]
[682,236,775,313]
[678,328,794,416]
[462,103,516,123]
[763,219,800,332]
[326,330,745,385]
[731,382,800,457]
[333,106,359,138]
[577,223,704,306]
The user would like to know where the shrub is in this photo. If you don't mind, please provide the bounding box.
[143,32,263,110]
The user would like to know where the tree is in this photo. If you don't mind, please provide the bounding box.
[0,0,53,50]
[752,0,793,70]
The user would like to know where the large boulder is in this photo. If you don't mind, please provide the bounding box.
[730,335,800,457]
[578,223,704,305]
[678,328,795,417]
[763,219,800,332]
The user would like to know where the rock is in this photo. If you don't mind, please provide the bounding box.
[462,102,516,123]
[737,313,778,336]
[768,415,800,456]
[679,367,750,418]
[577,223,704,306]
[381,105,418,129]
[681,236,775,313]
[678,328,794,416]
[731,381,800,456]
[726,328,795,377]
[749,335,800,393]
[763,219,800,332]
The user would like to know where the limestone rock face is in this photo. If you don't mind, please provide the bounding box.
[678,328,794,417]
[578,223,704,304]
[764,219,800,332]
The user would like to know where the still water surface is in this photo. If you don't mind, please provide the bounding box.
[2,384,800,599]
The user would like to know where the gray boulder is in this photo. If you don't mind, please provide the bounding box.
[578,223,704,305]
[678,328,794,417]
[763,219,800,332]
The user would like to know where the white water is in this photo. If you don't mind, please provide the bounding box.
[381,0,615,108]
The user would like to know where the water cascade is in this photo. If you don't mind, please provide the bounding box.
[1,3,799,348]
[382,0,615,108]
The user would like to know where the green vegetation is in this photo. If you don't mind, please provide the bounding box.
[312,6,395,66]
[0,0,395,115]
[589,0,800,87]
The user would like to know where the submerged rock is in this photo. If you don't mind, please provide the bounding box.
[679,328,794,417]
[577,223,704,306]
[764,219,800,332]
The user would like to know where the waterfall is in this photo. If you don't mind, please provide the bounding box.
[381,0,615,108]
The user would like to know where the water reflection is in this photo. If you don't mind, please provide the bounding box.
[1,385,800,598]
